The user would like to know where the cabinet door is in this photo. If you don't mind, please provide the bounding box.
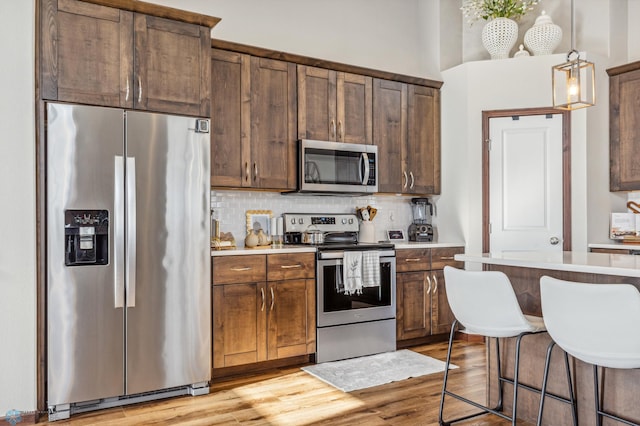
[373,79,407,193]
[210,49,250,187]
[134,14,210,116]
[337,72,372,144]
[250,57,297,190]
[610,68,640,191]
[298,66,337,141]
[406,85,441,194]
[212,282,267,368]
[430,270,455,335]
[267,279,316,360]
[396,271,431,341]
[40,0,133,107]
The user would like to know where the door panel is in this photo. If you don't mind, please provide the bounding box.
[47,103,125,405]
[338,72,372,144]
[297,66,336,141]
[373,79,406,193]
[125,111,211,394]
[489,114,563,253]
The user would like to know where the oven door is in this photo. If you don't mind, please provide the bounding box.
[316,253,396,327]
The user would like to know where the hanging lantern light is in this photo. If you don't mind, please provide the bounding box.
[552,0,595,110]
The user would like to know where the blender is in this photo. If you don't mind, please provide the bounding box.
[408,198,434,242]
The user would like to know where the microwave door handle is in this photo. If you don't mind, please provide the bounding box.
[360,153,370,185]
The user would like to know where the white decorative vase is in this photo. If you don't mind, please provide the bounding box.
[524,11,562,56]
[482,17,518,60]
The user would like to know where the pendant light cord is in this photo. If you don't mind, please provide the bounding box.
[567,0,578,61]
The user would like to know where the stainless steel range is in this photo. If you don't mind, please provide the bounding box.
[283,213,396,363]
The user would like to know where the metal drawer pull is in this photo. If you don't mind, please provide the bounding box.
[270,287,275,311]
[439,256,456,260]
[426,275,432,294]
[280,264,302,269]
[260,287,265,311]
[245,162,249,182]
[405,258,422,262]
[433,275,438,292]
[230,266,251,271]
[138,76,142,103]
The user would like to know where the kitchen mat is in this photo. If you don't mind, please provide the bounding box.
[301,349,457,392]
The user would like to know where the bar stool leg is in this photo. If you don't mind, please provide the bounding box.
[564,350,578,426]
[594,365,603,426]
[495,337,504,412]
[537,341,555,426]
[512,334,527,426]
[439,319,458,426]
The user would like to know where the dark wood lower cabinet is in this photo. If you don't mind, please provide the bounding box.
[212,254,315,371]
[396,247,463,344]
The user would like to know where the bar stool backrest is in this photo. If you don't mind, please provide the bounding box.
[540,276,640,369]
[444,266,540,338]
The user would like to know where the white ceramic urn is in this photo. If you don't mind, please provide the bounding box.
[482,17,519,60]
[524,11,562,56]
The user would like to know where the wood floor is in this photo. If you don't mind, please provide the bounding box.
[44,341,530,425]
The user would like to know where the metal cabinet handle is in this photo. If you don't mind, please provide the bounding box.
[270,287,275,311]
[330,119,336,139]
[245,162,249,182]
[403,171,408,189]
[405,258,422,262]
[409,171,415,189]
[125,79,130,102]
[426,275,432,294]
[338,120,343,140]
[439,256,455,260]
[433,274,438,293]
[280,264,302,269]
[137,76,142,103]
[230,266,251,271]
[260,287,265,312]
[253,162,258,181]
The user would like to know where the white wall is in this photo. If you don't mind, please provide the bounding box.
[0,0,36,416]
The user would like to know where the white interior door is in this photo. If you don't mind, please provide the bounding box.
[489,114,563,253]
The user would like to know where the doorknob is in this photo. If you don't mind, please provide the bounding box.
[550,236,560,245]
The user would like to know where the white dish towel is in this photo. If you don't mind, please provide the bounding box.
[343,251,363,295]
[362,251,381,288]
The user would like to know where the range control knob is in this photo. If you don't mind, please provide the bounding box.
[341,218,347,224]
[348,218,354,224]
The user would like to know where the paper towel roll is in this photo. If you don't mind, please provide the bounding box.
[277,217,283,236]
[271,217,277,236]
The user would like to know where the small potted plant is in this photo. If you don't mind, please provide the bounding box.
[461,0,540,59]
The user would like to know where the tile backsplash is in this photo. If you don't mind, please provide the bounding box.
[211,190,427,246]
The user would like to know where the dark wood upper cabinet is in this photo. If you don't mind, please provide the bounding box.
[210,49,296,190]
[373,79,440,195]
[40,0,212,117]
[298,65,372,144]
[608,61,640,191]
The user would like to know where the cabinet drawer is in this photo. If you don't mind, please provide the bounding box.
[396,249,431,272]
[430,247,464,270]
[267,253,315,281]
[212,255,266,285]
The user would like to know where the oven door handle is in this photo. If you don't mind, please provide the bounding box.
[318,250,395,260]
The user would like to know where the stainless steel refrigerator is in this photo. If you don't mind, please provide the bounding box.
[46,102,211,420]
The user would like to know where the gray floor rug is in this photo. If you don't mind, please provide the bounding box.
[301,349,458,392]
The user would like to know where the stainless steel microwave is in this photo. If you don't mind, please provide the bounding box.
[296,139,378,194]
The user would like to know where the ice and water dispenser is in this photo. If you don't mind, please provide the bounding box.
[64,209,109,266]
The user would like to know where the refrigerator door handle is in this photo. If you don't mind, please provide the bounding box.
[126,156,137,308]
[114,156,125,308]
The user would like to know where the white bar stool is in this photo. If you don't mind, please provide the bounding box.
[540,276,640,426]
[439,266,576,426]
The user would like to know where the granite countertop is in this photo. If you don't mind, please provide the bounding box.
[457,251,640,278]
[211,241,465,256]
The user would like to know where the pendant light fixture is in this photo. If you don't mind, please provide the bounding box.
[552,0,595,110]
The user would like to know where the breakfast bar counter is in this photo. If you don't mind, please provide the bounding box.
[455,251,640,425]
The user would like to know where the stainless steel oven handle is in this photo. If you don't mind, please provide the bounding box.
[318,250,395,260]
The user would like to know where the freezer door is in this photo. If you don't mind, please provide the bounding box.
[47,103,126,405]
[124,111,211,394]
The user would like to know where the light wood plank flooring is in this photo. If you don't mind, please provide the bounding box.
[44,341,529,425]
